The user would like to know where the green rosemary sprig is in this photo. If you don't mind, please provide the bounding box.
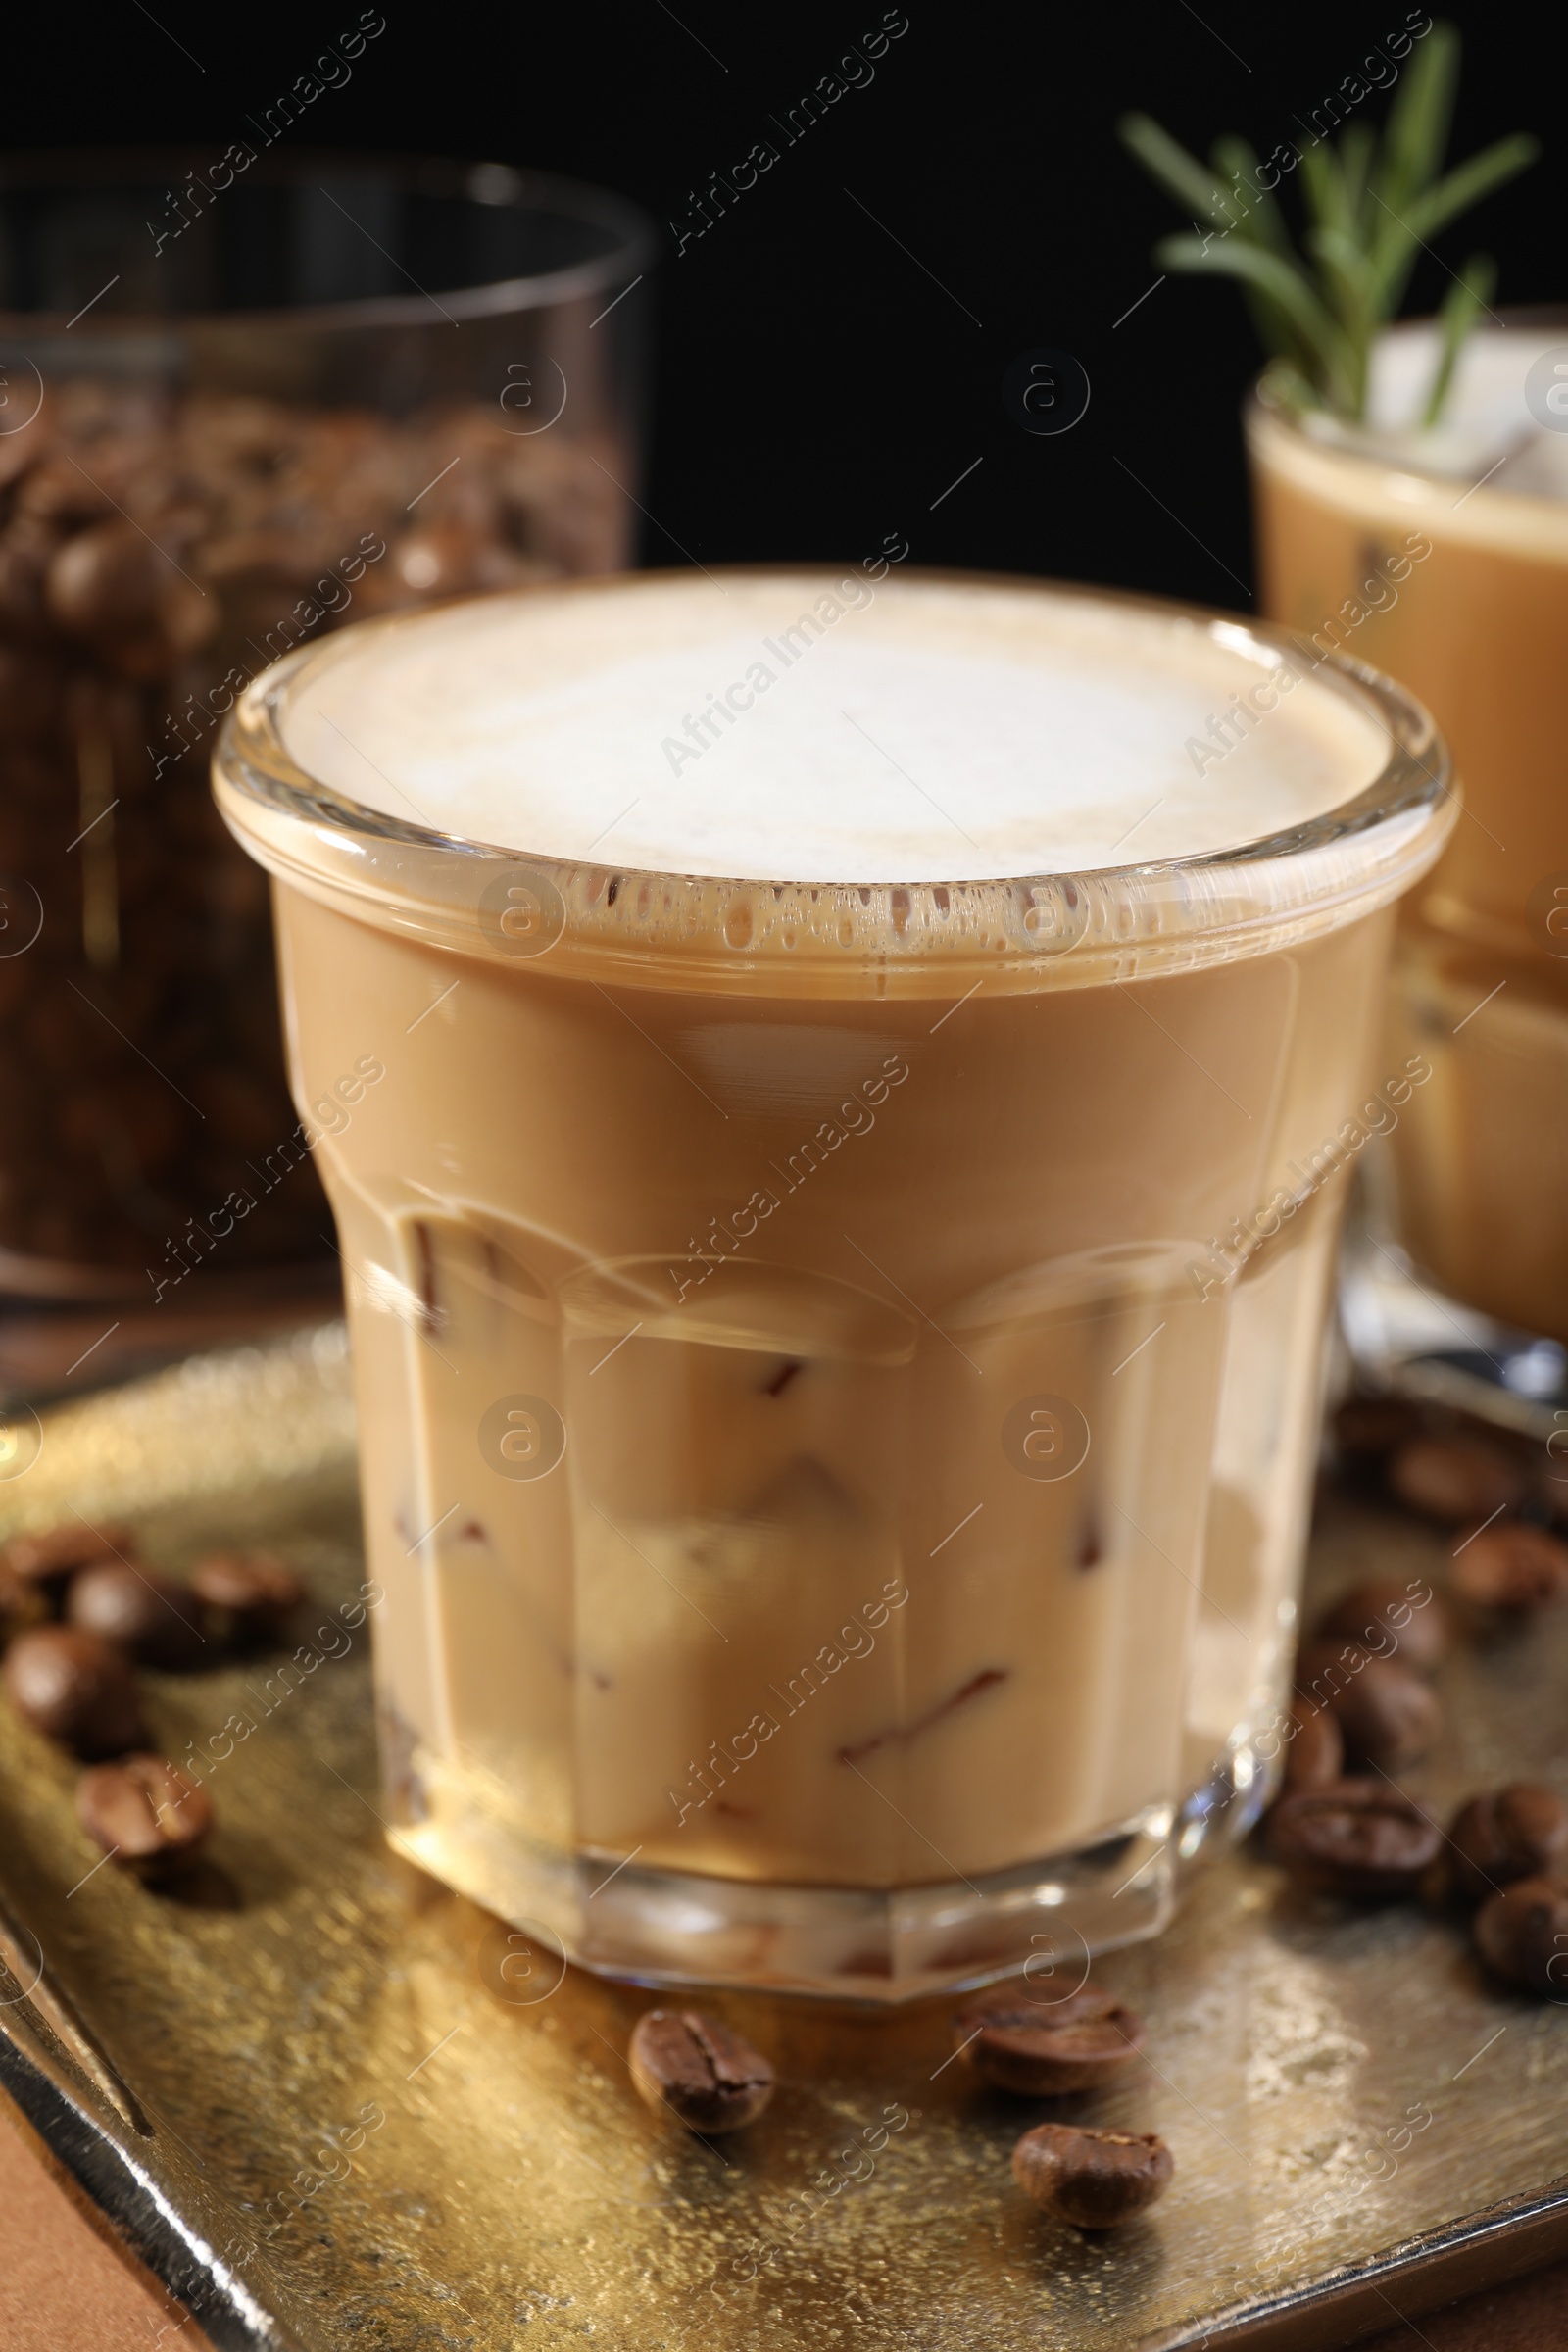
[1118,24,1538,425]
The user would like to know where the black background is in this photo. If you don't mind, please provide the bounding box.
[13,0,1564,617]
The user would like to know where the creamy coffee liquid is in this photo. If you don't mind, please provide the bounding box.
[282,573,1389,884]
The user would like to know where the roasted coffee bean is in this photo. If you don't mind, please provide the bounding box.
[188,1551,303,1644]
[1295,1640,1441,1767]
[1451,1522,1568,1612]
[1325,1656,1442,1770]
[1271,1783,1442,1899]
[1449,1785,1568,1904]
[46,521,217,675]
[47,520,171,638]
[0,1521,135,1611]
[67,1560,206,1670]
[1388,1434,1524,1524]
[0,537,53,640]
[1011,2122,1173,2230]
[0,643,63,741]
[1473,1874,1568,1995]
[1316,1576,1450,1675]
[1293,1636,1366,1706]
[0,383,618,1278]
[952,1982,1144,2094]
[1332,1396,1425,1464]
[4,1627,145,1757]
[16,458,113,529]
[1282,1696,1344,1791]
[627,2008,775,2133]
[76,1754,212,1875]
[59,1079,185,1179]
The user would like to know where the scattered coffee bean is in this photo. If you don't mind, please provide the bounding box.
[75,1754,212,1876]
[3,1626,145,1758]
[628,2009,775,2133]
[1451,1522,1568,1613]
[1388,1434,1524,1525]
[1448,1785,1568,1904]
[1011,2122,1173,2230]
[1294,1642,1442,1768]
[0,1521,135,1610]
[1271,1783,1442,1899]
[1282,1696,1344,1791]
[1317,1576,1450,1675]
[1330,1656,1443,1770]
[188,1551,303,1645]
[951,1982,1144,2095]
[1473,1874,1568,1995]
[67,1559,206,1669]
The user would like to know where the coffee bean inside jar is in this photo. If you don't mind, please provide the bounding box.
[0,155,648,1290]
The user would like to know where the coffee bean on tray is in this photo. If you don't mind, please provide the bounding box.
[951,1982,1145,2095]
[1294,1644,1442,1769]
[1316,1576,1450,1674]
[1473,1875,1568,1994]
[4,1626,145,1757]
[187,1550,303,1644]
[628,2009,775,2132]
[1011,2123,1173,2229]
[1451,1523,1568,1612]
[68,1559,206,1669]
[1282,1697,1344,1791]
[1,1521,135,1611]
[1449,1786,1568,1904]
[1387,1434,1524,1524]
[1330,1657,1443,1770]
[76,1754,212,1875]
[1271,1783,1442,1899]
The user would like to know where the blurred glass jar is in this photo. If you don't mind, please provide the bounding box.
[1249,319,1568,1348]
[0,150,652,1300]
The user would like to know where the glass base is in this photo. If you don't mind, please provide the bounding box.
[1175,1727,1279,1875]
[1339,1221,1567,1443]
[384,1739,1277,2001]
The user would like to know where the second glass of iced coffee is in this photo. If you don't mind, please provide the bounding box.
[215,567,1451,1998]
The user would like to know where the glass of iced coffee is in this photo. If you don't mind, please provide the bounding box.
[215,568,1451,1997]
[1250,320,1568,1374]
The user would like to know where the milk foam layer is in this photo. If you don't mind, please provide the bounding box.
[282,574,1390,886]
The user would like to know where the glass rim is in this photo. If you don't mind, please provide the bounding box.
[0,148,656,335]
[1246,312,1568,550]
[213,566,1456,998]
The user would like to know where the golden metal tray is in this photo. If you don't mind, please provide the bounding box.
[0,1326,1565,2351]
